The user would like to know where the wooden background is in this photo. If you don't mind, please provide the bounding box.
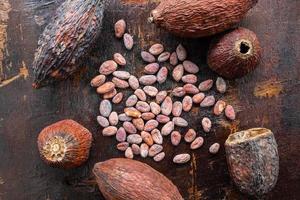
[0,0,299,199]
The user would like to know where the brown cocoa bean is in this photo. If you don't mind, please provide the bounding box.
[200,95,215,107]
[103,89,117,99]
[158,52,170,62]
[112,77,129,89]
[113,71,130,79]
[109,111,119,126]
[153,152,165,162]
[131,144,140,155]
[176,44,187,61]
[123,122,137,134]
[112,92,123,104]
[183,83,200,94]
[141,131,154,146]
[202,117,212,133]
[198,79,213,92]
[139,75,157,85]
[128,75,140,90]
[117,142,129,151]
[124,107,141,118]
[173,154,191,164]
[213,100,226,116]
[183,60,199,74]
[136,101,151,113]
[182,96,193,112]
[134,89,147,101]
[192,93,205,104]
[116,127,127,142]
[161,96,173,115]
[156,114,170,124]
[125,147,134,159]
[114,19,126,38]
[150,102,161,115]
[144,63,160,74]
[184,129,196,143]
[113,53,126,66]
[173,117,188,127]
[123,33,134,50]
[161,121,174,136]
[182,74,197,84]
[141,51,156,63]
[156,90,168,104]
[118,113,133,122]
[172,87,186,97]
[132,118,145,131]
[141,112,156,120]
[126,95,138,107]
[143,86,158,97]
[190,137,204,150]
[169,52,178,66]
[151,129,163,144]
[96,82,115,94]
[102,126,118,136]
[225,105,236,120]
[172,64,184,82]
[144,120,159,132]
[127,134,142,144]
[172,101,183,117]
[140,143,149,158]
[149,43,164,55]
[99,100,112,117]
[216,77,227,93]
[91,75,106,87]
[148,144,163,157]
[209,143,220,154]
[99,60,118,75]
[97,116,109,128]
[171,131,181,146]
[157,67,168,84]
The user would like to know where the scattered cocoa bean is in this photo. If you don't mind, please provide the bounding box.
[116,127,127,142]
[182,96,193,112]
[148,144,163,157]
[190,137,204,150]
[225,105,236,120]
[149,43,164,55]
[112,77,129,89]
[161,96,173,115]
[192,93,205,104]
[143,86,158,97]
[103,89,117,99]
[113,71,130,79]
[91,75,106,87]
[96,82,115,94]
[114,19,126,38]
[97,116,109,128]
[126,95,138,107]
[183,83,200,94]
[109,111,119,126]
[172,64,184,82]
[184,129,196,143]
[173,117,188,127]
[183,60,199,74]
[151,129,163,144]
[198,79,213,92]
[132,118,145,131]
[125,147,134,159]
[134,89,147,101]
[158,52,170,62]
[141,112,156,120]
[172,101,183,117]
[144,63,160,74]
[118,113,133,121]
[141,51,156,63]
[136,101,151,113]
[181,74,197,84]
[176,44,187,61]
[99,60,118,75]
[156,114,170,124]
[102,126,118,136]
[213,100,226,115]
[173,154,191,164]
[99,100,112,117]
[161,121,174,136]
[112,92,123,104]
[209,143,220,154]
[144,120,159,132]
[172,87,186,97]
[153,152,165,162]
[123,122,137,134]
[141,131,154,146]
[117,142,129,151]
[150,102,161,115]
[156,90,168,104]
[123,33,134,50]
[171,131,181,146]
[131,144,140,155]
[202,117,212,133]
[200,95,216,107]
[169,52,178,66]
[157,67,168,84]
[140,143,149,158]
[139,75,157,85]
[127,134,142,144]
[113,53,126,66]
[216,77,227,93]
[128,75,140,90]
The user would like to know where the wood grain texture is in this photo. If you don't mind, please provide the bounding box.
[0,0,299,199]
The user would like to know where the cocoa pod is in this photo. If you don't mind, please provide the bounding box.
[91,75,106,87]
[32,0,107,87]
[113,71,130,79]
[172,64,184,82]
[128,75,140,90]
[144,63,160,74]
[149,43,164,55]
[176,44,187,61]
[157,67,168,84]
[124,107,141,119]
[114,19,126,38]
[143,86,158,97]
[141,51,156,63]
[99,60,118,75]
[169,52,178,66]
[123,33,134,50]
[182,74,197,84]
[113,53,126,66]
[149,0,258,38]
[158,52,170,62]
[134,89,147,101]
[183,61,199,74]
[93,158,183,200]
[96,82,115,94]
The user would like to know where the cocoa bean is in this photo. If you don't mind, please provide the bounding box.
[109,111,119,126]
[151,129,163,144]
[161,121,174,136]
[141,112,156,120]
[113,53,126,66]
[172,87,186,97]
[184,129,196,143]
[140,143,149,158]
[176,44,187,61]
[161,96,173,115]
[125,147,134,159]
[128,75,140,90]
[181,74,197,84]
[216,77,227,93]
[192,93,205,104]
[172,64,184,82]
[183,60,199,74]
[173,154,191,164]
[99,100,112,117]
[149,43,164,55]
[131,144,140,155]
[213,100,226,116]
[91,75,106,87]
[136,101,151,113]
[156,114,170,124]
[200,95,216,107]
[172,101,183,117]
[99,60,118,75]
[141,131,154,146]
[141,51,156,63]
[113,71,130,79]
[173,117,188,127]
[171,131,181,146]
[123,107,140,118]
[148,144,163,157]
[126,95,138,107]
[139,75,157,85]
[157,67,168,84]
[198,79,213,92]
[156,90,168,104]
[118,113,132,122]
[143,86,158,97]
[112,77,129,89]
[134,89,147,101]
[150,102,161,115]
[97,116,109,128]
[117,142,129,151]
[123,33,134,50]
[153,152,165,162]
[144,120,159,132]
[127,134,142,144]
[112,92,124,104]
[123,122,137,134]
[103,126,118,136]
[96,82,115,94]
[182,96,193,112]
[116,127,127,142]
[132,118,145,131]
[103,89,117,99]
[202,117,212,133]
[183,83,200,94]
[190,137,204,150]
[158,52,170,62]
[209,143,220,154]
[169,52,178,66]
[114,19,126,38]
[144,63,160,74]
[225,105,236,120]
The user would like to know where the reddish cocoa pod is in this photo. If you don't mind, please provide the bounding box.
[213,100,226,115]
[142,112,156,120]
[141,51,156,63]
[190,137,204,150]
[123,122,137,134]
[200,95,216,107]
[32,0,107,88]
[225,105,236,120]
[156,114,170,124]
[93,159,183,199]
[113,53,126,66]
[183,84,200,94]
[144,63,160,74]
[91,75,106,87]
[148,0,258,38]
[161,96,173,115]
[208,27,261,79]
[143,86,158,97]
[149,144,163,157]
[202,117,212,133]
[171,131,181,146]
[97,82,115,94]
[123,33,134,50]
[161,121,174,136]
[182,74,197,84]
[116,127,127,142]
[117,142,129,151]
[134,89,147,101]
[182,96,193,112]
[157,67,168,84]
[139,75,157,85]
[103,89,117,99]
[156,91,168,104]
[99,60,118,75]
[172,101,183,117]
[183,60,199,74]
[144,120,159,132]
[158,52,170,62]
[216,77,227,93]
[132,118,145,131]
[176,44,187,61]
[225,128,279,195]
[172,87,186,97]
[149,43,164,55]
[114,19,126,38]
[198,79,213,92]
[141,131,154,146]
[37,119,92,168]
[113,71,130,79]
[192,93,205,104]
[128,75,140,90]
[103,126,118,136]
[112,77,129,89]
[184,129,196,143]
[112,92,123,104]
[169,52,178,66]
[172,64,184,82]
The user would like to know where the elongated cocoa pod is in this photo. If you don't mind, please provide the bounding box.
[225,128,279,196]
[32,0,107,88]
[93,158,183,200]
[149,0,258,38]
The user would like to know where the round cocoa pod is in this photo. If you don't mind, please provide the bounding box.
[225,128,279,196]
[207,27,261,79]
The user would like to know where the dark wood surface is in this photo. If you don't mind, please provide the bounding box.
[0,0,299,199]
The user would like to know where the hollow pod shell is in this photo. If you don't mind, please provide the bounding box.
[93,158,183,200]
[225,128,279,195]
[37,119,92,169]
[207,27,261,79]
[148,0,258,38]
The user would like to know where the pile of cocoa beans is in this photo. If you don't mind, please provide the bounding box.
[91,19,236,164]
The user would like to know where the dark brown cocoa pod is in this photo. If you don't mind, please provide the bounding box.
[207,27,261,79]
[149,0,257,38]
[225,128,279,196]
[32,0,107,88]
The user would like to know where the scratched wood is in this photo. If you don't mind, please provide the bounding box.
[0,0,299,199]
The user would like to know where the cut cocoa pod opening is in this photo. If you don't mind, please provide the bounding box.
[235,39,253,58]
[226,127,271,144]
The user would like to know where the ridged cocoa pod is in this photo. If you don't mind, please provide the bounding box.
[207,27,261,79]
[149,0,258,38]
[93,158,183,200]
[32,0,107,88]
[225,128,279,196]
[37,119,92,168]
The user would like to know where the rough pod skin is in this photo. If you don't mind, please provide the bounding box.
[93,158,183,200]
[148,0,258,38]
[207,27,261,79]
[37,119,92,169]
[225,128,279,196]
[32,0,107,88]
